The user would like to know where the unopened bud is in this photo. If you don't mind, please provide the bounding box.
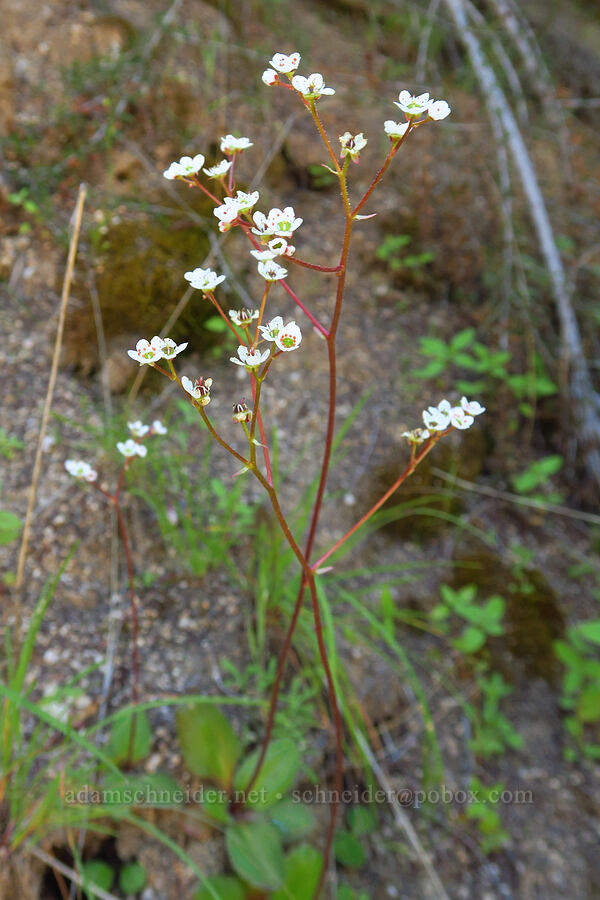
[233,400,252,423]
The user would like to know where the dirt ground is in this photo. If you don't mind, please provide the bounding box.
[2,0,600,898]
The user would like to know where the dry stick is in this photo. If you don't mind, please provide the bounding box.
[14,184,87,620]
[431,467,600,526]
[443,0,600,489]
[29,847,121,900]
[354,730,451,900]
[415,0,442,84]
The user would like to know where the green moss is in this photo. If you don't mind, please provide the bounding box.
[66,210,219,372]
[450,551,564,683]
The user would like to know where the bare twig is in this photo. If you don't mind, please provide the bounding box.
[14,184,87,614]
[354,730,451,900]
[442,0,600,489]
[29,847,121,900]
[416,0,442,84]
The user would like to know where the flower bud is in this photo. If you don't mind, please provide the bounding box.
[233,400,252,423]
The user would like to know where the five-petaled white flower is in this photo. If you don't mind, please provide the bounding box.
[262,69,278,85]
[128,420,149,438]
[449,407,474,430]
[292,72,335,99]
[127,336,164,365]
[117,439,147,458]
[423,399,452,432]
[252,207,303,238]
[384,120,410,139]
[229,308,259,326]
[163,154,205,180]
[257,260,288,281]
[428,99,451,121]
[233,190,260,213]
[395,91,430,117]
[269,52,301,73]
[258,315,284,341]
[220,134,253,154]
[202,160,232,178]
[230,345,271,368]
[275,321,302,352]
[213,197,242,232]
[150,420,168,434]
[65,460,97,482]
[184,267,226,292]
[461,396,485,417]
[269,237,295,257]
[181,375,213,405]
[339,132,367,162]
[160,337,188,360]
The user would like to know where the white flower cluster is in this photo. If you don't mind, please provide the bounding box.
[127,336,188,366]
[65,420,166,483]
[163,136,253,184]
[262,51,335,101]
[65,460,97,482]
[405,397,485,440]
[230,317,303,369]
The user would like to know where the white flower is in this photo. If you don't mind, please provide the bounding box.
[292,73,335,99]
[220,134,253,154]
[181,375,212,405]
[258,315,284,341]
[234,190,260,213]
[262,69,278,85]
[127,336,164,365]
[229,308,259,326]
[269,237,295,257]
[203,159,232,178]
[461,396,485,416]
[184,267,226,292]
[275,321,302,352]
[402,428,430,444]
[213,197,242,232]
[269,52,301,73]
[251,248,278,261]
[230,345,270,368]
[394,91,430,117]
[128,420,149,438]
[422,399,452,431]
[163,154,205,180]
[449,407,474,430]
[257,260,288,281]
[384,120,410,139]
[428,99,451,121]
[252,206,303,238]
[160,337,188,359]
[116,439,147,458]
[65,459,97,482]
[150,420,167,434]
[339,132,367,162]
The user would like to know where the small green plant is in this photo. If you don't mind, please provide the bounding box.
[0,427,24,460]
[465,777,510,854]
[414,330,557,417]
[554,620,600,760]
[511,455,564,503]
[468,671,523,758]
[376,233,434,271]
[333,804,377,872]
[431,584,505,653]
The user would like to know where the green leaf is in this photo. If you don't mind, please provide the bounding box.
[272,844,323,900]
[226,820,285,890]
[101,772,183,807]
[234,738,300,809]
[119,861,147,893]
[577,687,600,723]
[176,704,241,786]
[269,798,316,841]
[194,875,246,900]
[450,328,476,350]
[81,860,114,899]
[106,710,151,764]
[454,626,486,654]
[511,456,563,494]
[0,510,22,545]
[204,315,228,333]
[578,621,600,646]
[334,830,367,868]
[348,805,377,836]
